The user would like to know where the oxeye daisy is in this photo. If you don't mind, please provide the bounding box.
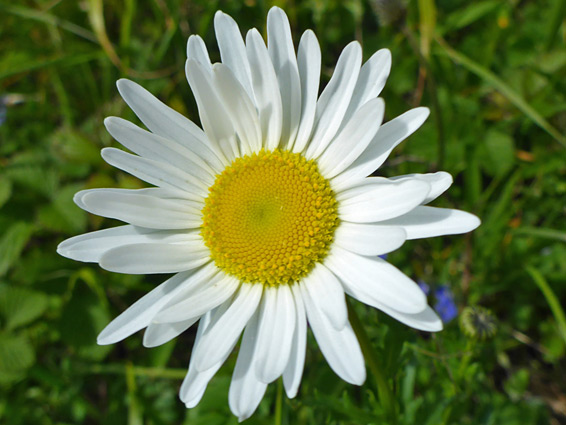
[58,7,480,420]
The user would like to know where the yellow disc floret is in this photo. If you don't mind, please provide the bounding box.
[201,149,339,286]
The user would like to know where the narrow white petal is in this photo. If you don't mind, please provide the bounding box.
[115,79,224,172]
[390,172,453,204]
[299,282,366,385]
[193,283,263,372]
[77,188,202,229]
[229,310,267,422]
[186,59,239,162]
[338,179,430,223]
[101,148,207,198]
[254,285,296,383]
[305,42,362,160]
[187,35,212,73]
[154,275,240,323]
[214,11,254,101]
[57,225,199,263]
[181,312,234,408]
[246,29,283,151]
[212,63,262,156]
[99,242,209,274]
[332,107,430,191]
[283,285,307,398]
[104,117,215,186]
[326,246,427,314]
[302,264,348,330]
[293,30,321,154]
[267,7,301,150]
[318,98,385,179]
[344,291,442,332]
[380,206,481,240]
[341,49,391,126]
[334,223,406,256]
[97,265,216,345]
[379,304,443,332]
[143,317,199,347]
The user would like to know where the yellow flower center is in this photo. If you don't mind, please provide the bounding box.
[200,149,339,286]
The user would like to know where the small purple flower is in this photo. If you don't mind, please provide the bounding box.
[434,285,458,323]
[379,254,388,260]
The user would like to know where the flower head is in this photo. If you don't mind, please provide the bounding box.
[58,7,480,420]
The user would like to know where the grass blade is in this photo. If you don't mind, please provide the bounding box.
[435,36,566,148]
[526,266,566,348]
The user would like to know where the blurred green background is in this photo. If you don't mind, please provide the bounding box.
[1,0,565,424]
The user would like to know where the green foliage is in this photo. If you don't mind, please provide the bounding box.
[0,0,565,423]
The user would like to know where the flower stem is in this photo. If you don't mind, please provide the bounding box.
[274,378,283,425]
[347,299,398,424]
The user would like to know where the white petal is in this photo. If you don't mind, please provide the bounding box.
[332,107,430,191]
[317,97,385,179]
[299,282,366,385]
[254,285,296,383]
[293,30,321,154]
[267,7,301,150]
[99,242,209,274]
[379,304,443,332]
[115,79,224,172]
[341,49,391,126]
[193,283,263,372]
[228,310,267,422]
[97,265,217,345]
[326,246,427,314]
[187,35,212,73]
[283,285,307,398]
[338,179,430,223]
[214,11,254,101]
[305,42,362,160]
[57,225,198,263]
[186,59,239,162]
[76,188,202,229]
[153,275,240,323]
[302,264,348,330]
[380,206,481,240]
[245,29,283,151]
[101,148,207,198]
[143,317,199,347]
[103,117,215,185]
[390,172,453,204]
[334,223,406,256]
[212,63,262,156]
[181,312,234,407]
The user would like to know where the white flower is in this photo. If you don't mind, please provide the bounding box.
[58,7,480,421]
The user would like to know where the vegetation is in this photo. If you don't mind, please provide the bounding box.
[1,0,565,423]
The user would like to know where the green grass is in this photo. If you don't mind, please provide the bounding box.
[1,0,565,423]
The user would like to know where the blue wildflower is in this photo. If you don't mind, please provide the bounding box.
[434,285,458,323]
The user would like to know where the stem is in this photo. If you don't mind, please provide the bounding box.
[347,300,397,424]
[274,378,283,425]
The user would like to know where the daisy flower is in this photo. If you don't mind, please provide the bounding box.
[58,7,480,420]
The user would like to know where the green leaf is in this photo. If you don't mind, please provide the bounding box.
[0,222,34,277]
[0,176,11,209]
[481,130,515,177]
[0,333,35,385]
[57,281,111,360]
[526,267,566,349]
[503,368,530,401]
[0,284,48,331]
[38,184,87,234]
[443,1,501,32]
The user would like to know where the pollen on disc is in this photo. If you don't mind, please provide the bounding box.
[200,149,339,286]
